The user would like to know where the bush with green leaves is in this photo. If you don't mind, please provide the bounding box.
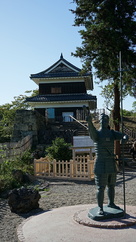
[20,149,34,165]
[45,138,72,161]
[0,149,34,192]
[122,109,135,117]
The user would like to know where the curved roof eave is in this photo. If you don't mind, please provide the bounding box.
[30,55,91,80]
[30,55,81,78]
[28,100,96,104]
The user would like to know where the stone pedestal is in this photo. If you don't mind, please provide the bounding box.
[88,205,124,221]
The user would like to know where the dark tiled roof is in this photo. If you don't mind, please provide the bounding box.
[26,93,97,103]
[30,55,91,79]
[30,72,89,78]
[44,55,81,73]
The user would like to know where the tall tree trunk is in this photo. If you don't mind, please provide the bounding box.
[113,83,121,157]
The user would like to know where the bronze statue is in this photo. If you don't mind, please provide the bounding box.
[87,112,128,217]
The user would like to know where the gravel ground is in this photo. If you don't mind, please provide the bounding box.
[0,169,136,242]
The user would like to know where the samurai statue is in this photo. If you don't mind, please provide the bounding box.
[87,112,128,215]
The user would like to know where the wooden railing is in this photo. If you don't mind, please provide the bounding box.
[48,109,107,123]
[123,126,136,140]
[34,155,94,181]
[0,135,33,163]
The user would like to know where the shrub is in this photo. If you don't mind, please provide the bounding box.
[0,149,34,193]
[45,137,72,161]
[20,149,34,165]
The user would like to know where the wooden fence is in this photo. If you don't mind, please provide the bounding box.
[34,155,94,181]
[0,135,33,163]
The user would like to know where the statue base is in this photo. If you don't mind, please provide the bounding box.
[88,205,124,221]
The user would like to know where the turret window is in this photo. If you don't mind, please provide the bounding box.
[51,87,61,94]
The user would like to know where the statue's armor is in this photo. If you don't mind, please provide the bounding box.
[93,129,123,174]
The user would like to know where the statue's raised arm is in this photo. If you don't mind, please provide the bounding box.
[84,107,98,141]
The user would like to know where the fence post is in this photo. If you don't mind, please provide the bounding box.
[89,155,94,180]
[34,159,36,176]
[70,159,73,178]
[87,155,91,180]
[62,160,65,176]
[53,159,56,177]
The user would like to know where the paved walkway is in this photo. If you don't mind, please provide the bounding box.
[17,204,136,242]
[1,170,136,242]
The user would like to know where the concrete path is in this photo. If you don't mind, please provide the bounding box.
[17,204,136,242]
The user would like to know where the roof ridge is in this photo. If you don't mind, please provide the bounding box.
[30,55,81,77]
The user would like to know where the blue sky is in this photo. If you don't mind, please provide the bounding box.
[0,0,135,111]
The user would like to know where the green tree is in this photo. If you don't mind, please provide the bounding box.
[71,1,135,124]
[0,89,38,141]
[45,138,72,161]
[122,109,133,116]
[132,101,136,113]
[71,0,136,155]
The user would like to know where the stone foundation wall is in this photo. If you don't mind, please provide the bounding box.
[11,110,86,147]
[11,110,46,145]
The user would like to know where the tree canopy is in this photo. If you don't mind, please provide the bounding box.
[71,0,136,128]
[0,89,38,141]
